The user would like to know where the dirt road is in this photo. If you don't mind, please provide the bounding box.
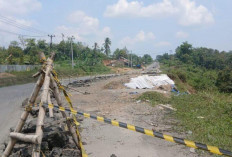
[0,64,205,156]
[68,72,201,156]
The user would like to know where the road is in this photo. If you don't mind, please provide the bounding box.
[0,83,34,142]
[0,74,117,143]
[0,64,206,156]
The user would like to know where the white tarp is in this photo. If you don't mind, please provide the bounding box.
[125,74,175,89]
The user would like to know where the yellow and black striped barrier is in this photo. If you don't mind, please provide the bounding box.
[76,127,88,157]
[42,103,232,157]
[51,71,88,157]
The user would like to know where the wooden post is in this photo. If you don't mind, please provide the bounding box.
[48,92,54,118]
[2,74,45,157]
[32,58,53,157]
[10,133,39,144]
[38,52,46,63]
[49,75,80,149]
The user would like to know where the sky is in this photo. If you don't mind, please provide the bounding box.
[0,0,232,58]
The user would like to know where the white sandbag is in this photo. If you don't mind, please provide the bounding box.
[125,74,174,89]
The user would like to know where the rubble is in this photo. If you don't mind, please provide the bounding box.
[68,74,121,87]
[2,104,81,157]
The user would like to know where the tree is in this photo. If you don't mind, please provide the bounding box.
[103,37,111,56]
[113,48,127,59]
[24,39,38,64]
[216,68,232,93]
[93,42,99,53]
[176,42,193,63]
[142,54,153,64]
[18,35,26,50]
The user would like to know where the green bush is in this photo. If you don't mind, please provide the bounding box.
[216,68,232,93]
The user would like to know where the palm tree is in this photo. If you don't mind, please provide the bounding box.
[103,37,111,56]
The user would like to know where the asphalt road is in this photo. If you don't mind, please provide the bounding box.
[0,74,118,143]
[0,83,34,142]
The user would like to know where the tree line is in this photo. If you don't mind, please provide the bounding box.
[157,42,232,93]
[0,37,153,67]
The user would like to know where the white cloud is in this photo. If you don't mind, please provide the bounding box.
[0,0,42,46]
[105,0,177,18]
[68,11,99,32]
[120,31,155,46]
[176,31,189,38]
[104,0,214,26]
[55,25,83,41]
[0,0,41,16]
[177,0,214,26]
[0,16,36,47]
[155,41,171,47]
[55,11,112,46]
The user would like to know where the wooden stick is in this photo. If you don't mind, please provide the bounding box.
[32,58,53,157]
[38,52,46,63]
[49,75,80,149]
[10,133,39,144]
[2,74,45,157]
[32,71,41,78]
[50,52,55,60]
[48,92,54,118]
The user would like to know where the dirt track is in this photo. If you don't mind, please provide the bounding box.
[67,71,204,156]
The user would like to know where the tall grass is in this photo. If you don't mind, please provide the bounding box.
[138,91,232,150]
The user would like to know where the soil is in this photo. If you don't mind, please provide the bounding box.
[0,73,15,78]
[66,66,211,157]
[103,77,130,90]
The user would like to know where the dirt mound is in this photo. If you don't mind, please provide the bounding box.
[0,73,15,78]
[110,67,132,73]
[104,80,125,89]
[155,84,172,91]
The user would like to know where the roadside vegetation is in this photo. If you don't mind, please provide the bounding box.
[139,42,232,151]
[0,37,153,87]
[0,37,152,66]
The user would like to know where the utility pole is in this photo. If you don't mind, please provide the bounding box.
[131,51,133,68]
[68,36,75,69]
[48,34,55,51]
[62,33,65,54]
[128,53,130,67]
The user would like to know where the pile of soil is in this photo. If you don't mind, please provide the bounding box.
[103,77,130,89]
[110,67,132,73]
[0,73,15,79]
[104,81,125,89]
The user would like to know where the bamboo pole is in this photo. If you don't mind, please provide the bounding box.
[32,58,53,157]
[49,75,80,149]
[48,92,54,118]
[2,74,45,157]
[38,52,46,63]
[10,133,39,144]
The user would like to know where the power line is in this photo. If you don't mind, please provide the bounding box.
[0,28,47,38]
[0,15,49,35]
[0,18,46,35]
[0,15,48,34]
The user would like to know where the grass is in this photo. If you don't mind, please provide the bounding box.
[161,63,218,93]
[0,63,112,87]
[54,63,112,78]
[137,62,232,152]
[0,69,38,87]
[138,91,232,151]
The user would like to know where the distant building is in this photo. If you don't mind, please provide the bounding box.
[103,57,129,67]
